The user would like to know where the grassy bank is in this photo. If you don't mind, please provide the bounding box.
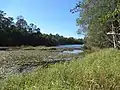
[0,48,120,90]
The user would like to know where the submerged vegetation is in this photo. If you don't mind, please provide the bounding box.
[0,46,80,79]
[0,49,120,90]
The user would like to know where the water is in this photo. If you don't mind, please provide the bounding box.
[56,44,83,49]
[56,44,83,54]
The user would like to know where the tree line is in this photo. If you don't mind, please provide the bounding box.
[0,10,83,46]
[72,0,120,49]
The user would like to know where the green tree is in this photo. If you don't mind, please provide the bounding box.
[16,15,28,31]
[72,0,120,48]
[0,10,83,46]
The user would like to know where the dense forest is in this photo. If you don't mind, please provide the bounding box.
[71,0,120,49]
[0,10,83,46]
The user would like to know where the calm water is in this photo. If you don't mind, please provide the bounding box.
[56,44,83,49]
[56,44,83,54]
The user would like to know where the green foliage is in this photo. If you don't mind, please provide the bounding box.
[73,0,120,48]
[1,49,120,89]
[0,10,83,46]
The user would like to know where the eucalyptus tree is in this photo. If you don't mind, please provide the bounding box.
[72,0,120,48]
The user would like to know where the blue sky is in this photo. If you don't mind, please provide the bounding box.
[0,0,83,38]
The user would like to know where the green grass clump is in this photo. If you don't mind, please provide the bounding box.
[0,48,120,90]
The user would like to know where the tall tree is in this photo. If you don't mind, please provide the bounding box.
[16,15,28,31]
[72,0,120,48]
[0,10,83,46]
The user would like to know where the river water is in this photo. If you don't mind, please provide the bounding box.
[56,44,83,48]
[56,44,83,54]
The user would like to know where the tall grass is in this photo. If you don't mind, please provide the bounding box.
[0,48,120,90]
